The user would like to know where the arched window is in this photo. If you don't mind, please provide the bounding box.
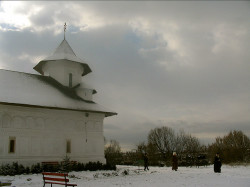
[66,140,71,153]
[9,137,16,153]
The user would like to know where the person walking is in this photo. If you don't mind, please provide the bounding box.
[144,153,149,171]
[172,152,178,171]
[214,153,222,173]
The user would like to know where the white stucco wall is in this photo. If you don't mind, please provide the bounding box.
[0,104,106,166]
[76,88,93,101]
[42,60,84,87]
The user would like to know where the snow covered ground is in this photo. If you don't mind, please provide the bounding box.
[0,165,250,187]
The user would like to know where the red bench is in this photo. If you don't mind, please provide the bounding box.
[42,172,77,187]
[42,161,60,168]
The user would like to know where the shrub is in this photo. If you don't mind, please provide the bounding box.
[85,161,103,171]
[60,155,71,173]
[31,163,42,174]
[25,166,30,174]
[0,161,116,176]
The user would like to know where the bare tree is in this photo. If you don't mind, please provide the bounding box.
[105,139,123,165]
[175,129,189,154]
[185,135,201,154]
[208,130,250,163]
[146,126,202,166]
[136,141,147,154]
[175,129,201,164]
[148,126,176,160]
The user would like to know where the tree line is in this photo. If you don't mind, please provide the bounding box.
[208,130,250,164]
[105,127,250,167]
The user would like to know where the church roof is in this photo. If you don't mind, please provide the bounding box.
[33,39,92,76]
[0,69,116,117]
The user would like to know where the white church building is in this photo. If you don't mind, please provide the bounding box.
[0,34,117,166]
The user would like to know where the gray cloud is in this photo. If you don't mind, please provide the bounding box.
[0,1,250,150]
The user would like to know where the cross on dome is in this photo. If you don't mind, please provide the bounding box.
[64,22,67,40]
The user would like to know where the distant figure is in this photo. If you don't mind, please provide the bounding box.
[144,153,149,171]
[172,152,178,171]
[214,153,222,173]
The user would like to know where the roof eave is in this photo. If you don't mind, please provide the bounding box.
[0,101,117,117]
[33,60,92,76]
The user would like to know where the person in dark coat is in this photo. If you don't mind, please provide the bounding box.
[214,153,222,173]
[172,152,178,171]
[144,153,149,171]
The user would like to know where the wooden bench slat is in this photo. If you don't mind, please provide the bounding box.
[45,182,68,185]
[43,172,68,177]
[45,182,77,187]
[43,177,69,182]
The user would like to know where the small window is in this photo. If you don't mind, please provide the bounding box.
[66,140,71,153]
[69,73,73,88]
[9,137,16,153]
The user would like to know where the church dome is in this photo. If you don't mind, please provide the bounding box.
[33,39,92,77]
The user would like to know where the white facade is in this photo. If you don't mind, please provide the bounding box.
[76,87,95,101]
[42,60,84,88]
[0,38,116,166]
[0,104,106,166]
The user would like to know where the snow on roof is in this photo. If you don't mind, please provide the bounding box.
[0,69,117,117]
[33,39,92,76]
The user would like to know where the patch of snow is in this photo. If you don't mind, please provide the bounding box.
[0,165,249,187]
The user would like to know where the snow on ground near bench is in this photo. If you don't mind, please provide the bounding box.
[0,165,250,187]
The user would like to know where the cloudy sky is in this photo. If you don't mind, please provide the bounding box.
[0,1,250,150]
